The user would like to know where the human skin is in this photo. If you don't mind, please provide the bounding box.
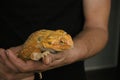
[0,0,111,80]
[0,48,34,80]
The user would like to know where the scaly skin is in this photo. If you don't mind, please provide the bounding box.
[18,29,73,61]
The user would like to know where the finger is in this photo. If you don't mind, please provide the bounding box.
[42,54,53,65]
[6,49,45,72]
[0,48,18,71]
[0,62,34,80]
[0,63,34,80]
[9,45,23,55]
[45,52,67,69]
[0,48,6,64]
[0,49,19,72]
[21,75,34,80]
[6,49,28,71]
[42,52,64,64]
[41,52,65,68]
[13,73,34,80]
[0,62,13,78]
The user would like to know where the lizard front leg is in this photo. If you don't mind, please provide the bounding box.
[30,51,51,79]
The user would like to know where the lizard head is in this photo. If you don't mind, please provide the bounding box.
[39,30,74,52]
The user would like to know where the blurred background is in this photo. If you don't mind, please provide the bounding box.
[0,0,119,80]
[85,0,120,80]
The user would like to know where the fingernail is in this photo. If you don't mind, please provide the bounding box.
[5,50,9,55]
[5,49,11,55]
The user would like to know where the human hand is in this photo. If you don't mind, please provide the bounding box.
[6,47,75,72]
[2,45,76,80]
[41,49,75,70]
[0,48,34,80]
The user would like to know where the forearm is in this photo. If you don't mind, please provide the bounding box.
[68,26,108,62]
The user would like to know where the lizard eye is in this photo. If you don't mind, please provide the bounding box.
[60,40,64,45]
[38,37,41,41]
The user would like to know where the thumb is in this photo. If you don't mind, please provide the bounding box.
[42,54,53,65]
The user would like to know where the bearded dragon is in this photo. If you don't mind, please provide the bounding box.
[18,29,74,79]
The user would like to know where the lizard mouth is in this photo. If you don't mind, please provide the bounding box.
[41,47,58,54]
